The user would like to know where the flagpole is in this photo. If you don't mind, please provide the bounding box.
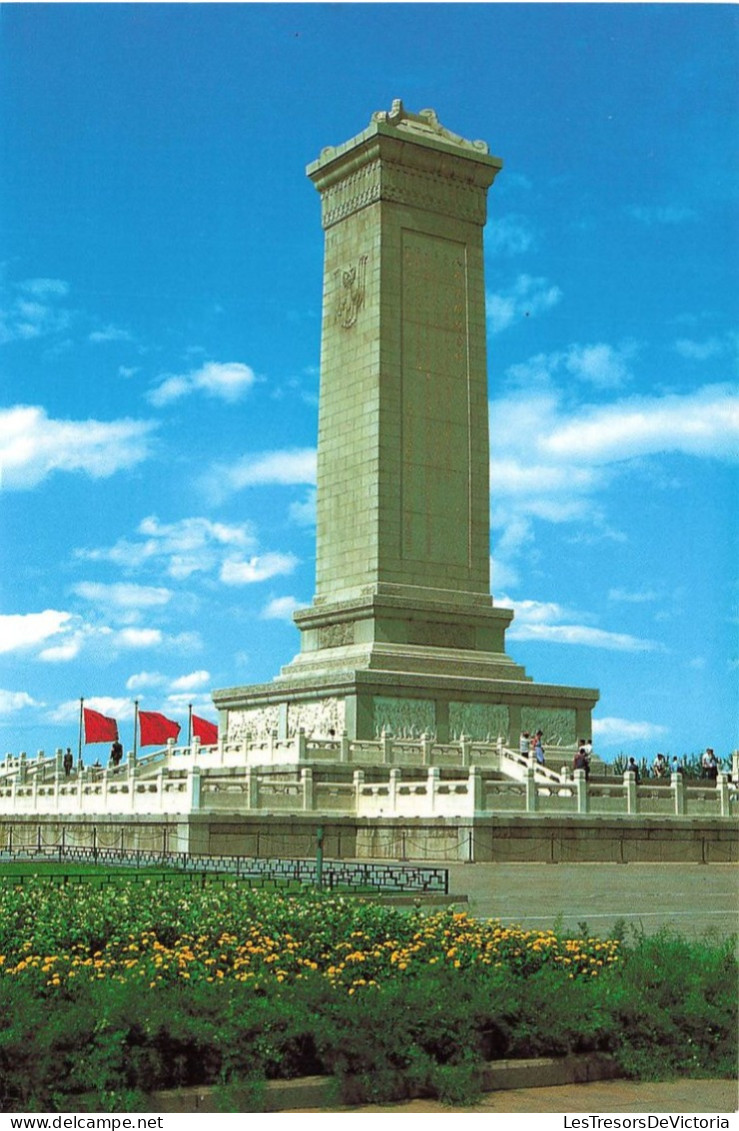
[188,703,193,747]
[78,697,84,768]
[133,699,139,761]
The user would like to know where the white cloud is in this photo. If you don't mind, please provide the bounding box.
[148,361,256,406]
[486,215,534,256]
[117,628,162,649]
[0,610,72,654]
[0,690,41,715]
[502,596,662,653]
[170,670,211,691]
[0,405,156,489]
[592,717,669,745]
[488,382,739,587]
[220,553,299,586]
[564,343,635,389]
[88,325,132,344]
[486,274,562,334]
[541,385,739,464]
[0,279,71,343]
[628,205,697,225]
[48,697,134,725]
[72,582,173,612]
[508,622,662,651]
[261,596,307,621]
[202,448,317,502]
[126,671,168,691]
[78,515,257,579]
[19,278,70,298]
[289,489,317,526]
[608,588,659,603]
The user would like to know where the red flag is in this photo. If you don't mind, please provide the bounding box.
[84,707,119,744]
[139,711,181,747]
[192,714,218,744]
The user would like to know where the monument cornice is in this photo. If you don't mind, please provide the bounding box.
[308,109,503,229]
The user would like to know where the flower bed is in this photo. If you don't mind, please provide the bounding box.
[0,879,735,1111]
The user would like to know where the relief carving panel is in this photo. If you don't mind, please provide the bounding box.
[521,708,577,748]
[449,702,509,742]
[228,705,280,743]
[373,696,435,739]
[287,698,345,738]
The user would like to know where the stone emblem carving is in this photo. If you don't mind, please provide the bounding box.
[318,621,354,648]
[335,254,368,328]
[372,99,489,155]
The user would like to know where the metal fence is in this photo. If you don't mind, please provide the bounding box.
[0,844,449,893]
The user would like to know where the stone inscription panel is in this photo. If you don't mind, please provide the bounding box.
[400,230,470,569]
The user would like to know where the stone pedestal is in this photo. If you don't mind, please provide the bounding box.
[213,102,598,747]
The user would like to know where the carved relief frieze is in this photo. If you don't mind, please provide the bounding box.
[287,697,345,738]
[228,705,280,743]
[318,621,354,648]
[321,159,382,228]
[320,157,486,228]
[521,707,577,748]
[373,696,435,739]
[449,702,509,742]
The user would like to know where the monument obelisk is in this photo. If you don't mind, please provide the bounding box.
[214,102,598,746]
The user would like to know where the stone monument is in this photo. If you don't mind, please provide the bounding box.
[214,101,598,747]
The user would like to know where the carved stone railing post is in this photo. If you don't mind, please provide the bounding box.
[353,768,365,810]
[421,733,433,766]
[381,729,392,764]
[574,768,588,814]
[297,728,308,762]
[671,771,685,816]
[191,736,201,760]
[339,730,350,763]
[187,765,201,812]
[469,765,483,813]
[717,773,730,818]
[525,763,537,813]
[389,767,400,812]
[166,738,175,767]
[460,733,470,767]
[426,766,439,813]
[19,753,27,785]
[302,766,314,811]
[245,767,258,810]
[624,770,637,814]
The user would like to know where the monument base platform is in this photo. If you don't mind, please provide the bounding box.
[213,663,598,748]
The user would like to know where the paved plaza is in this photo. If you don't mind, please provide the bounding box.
[299,1077,738,1114]
[446,862,739,939]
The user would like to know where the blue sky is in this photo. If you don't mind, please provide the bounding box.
[1,3,737,762]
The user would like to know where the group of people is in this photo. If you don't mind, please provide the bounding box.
[648,748,720,781]
[61,741,124,777]
[519,730,595,776]
[519,729,547,765]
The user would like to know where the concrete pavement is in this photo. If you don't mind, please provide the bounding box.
[445,862,739,940]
